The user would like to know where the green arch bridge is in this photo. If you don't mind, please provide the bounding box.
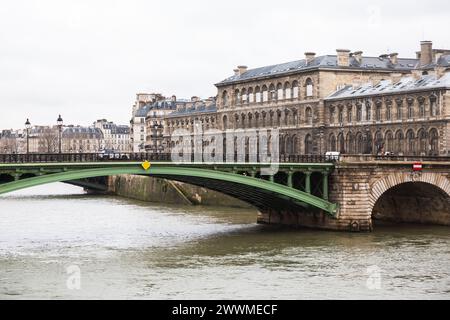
[0,153,338,216]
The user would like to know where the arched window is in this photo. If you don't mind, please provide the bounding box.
[329,134,337,152]
[407,98,414,119]
[222,91,229,107]
[284,82,292,100]
[292,135,299,154]
[247,113,253,128]
[269,84,276,101]
[235,89,241,105]
[418,129,427,155]
[356,104,362,122]
[329,107,336,124]
[276,110,282,127]
[305,107,313,125]
[248,88,254,104]
[406,130,416,155]
[305,78,314,97]
[262,86,268,102]
[375,100,382,121]
[305,134,313,154]
[234,114,239,130]
[430,95,438,116]
[356,132,364,154]
[338,133,345,153]
[255,87,261,103]
[374,131,384,154]
[241,114,246,129]
[347,105,353,123]
[338,106,344,123]
[429,128,439,155]
[396,99,403,120]
[222,115,228,130]
[386,102,392,121]
[346,132,355,154]
[385,131,394,153]
[277,83,283,101]
[365,101,372,121]
[292,81,299,99]
[241,88,248,104]
[395,130,404,154]
[418,97,425,118]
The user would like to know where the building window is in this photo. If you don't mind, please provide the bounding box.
[376,105,382,121]
[396,100,403,120]
[408,102,414,119]
[365,102,372,121]
[386,104,392,121]
[306,78,313,97]
[305,107,313,125]
[418,98,425,118]
[262,86,268,102]
[277,84,283,100]
[356,105,362,122]
[329,107,335,124]
[292,81,299,99]
[285,83,292,100]
[255,88,261,103]
[430,96,438,116]
[338,107,344,123]
[347,106,353,123]
[222,91,229,107]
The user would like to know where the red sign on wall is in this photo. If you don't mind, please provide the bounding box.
[413,162,423,172]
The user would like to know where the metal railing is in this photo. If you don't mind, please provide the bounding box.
[1,152,449,164]
[0,153,333,164]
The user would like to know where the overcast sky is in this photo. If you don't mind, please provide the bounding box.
[0,0,449,129]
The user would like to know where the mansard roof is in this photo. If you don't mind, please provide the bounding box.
[217,55,419,86]
[167,103,217,118]
[326,73,450,101]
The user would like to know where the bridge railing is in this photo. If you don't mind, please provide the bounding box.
[0,153,334,164]
[341,154,450,162]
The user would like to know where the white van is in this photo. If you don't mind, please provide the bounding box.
[325,152,341,161]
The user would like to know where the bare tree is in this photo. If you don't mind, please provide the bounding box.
[39,127,58,153]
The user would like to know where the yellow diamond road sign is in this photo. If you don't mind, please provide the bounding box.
[141,161,151,171]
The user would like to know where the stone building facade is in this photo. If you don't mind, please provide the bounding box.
[128,41,450,158]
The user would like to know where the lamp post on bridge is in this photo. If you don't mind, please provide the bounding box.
[25,118,31,155]
[57,115,63,154]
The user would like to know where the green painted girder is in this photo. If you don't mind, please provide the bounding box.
[0,164,338,216]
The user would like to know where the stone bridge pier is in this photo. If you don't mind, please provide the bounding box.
[258,161,450,232]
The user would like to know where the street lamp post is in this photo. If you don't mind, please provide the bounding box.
[25,118,31,154]
[57,115,63,154]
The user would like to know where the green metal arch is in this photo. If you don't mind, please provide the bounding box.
[0,166,338,215]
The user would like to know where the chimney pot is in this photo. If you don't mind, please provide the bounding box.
[353,51,363,64]
[336,49,351,67]
[420,40,433,66]
[389,53,399,65]
[305,52,316,63]
[237,65,248,75]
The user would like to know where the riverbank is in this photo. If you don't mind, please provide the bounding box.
[107,175,252,208]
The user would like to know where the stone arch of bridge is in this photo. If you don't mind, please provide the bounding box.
[369,172,450,211]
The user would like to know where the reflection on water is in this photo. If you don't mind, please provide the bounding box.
[0,183,449,299]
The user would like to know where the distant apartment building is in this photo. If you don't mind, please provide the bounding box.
[94,119,131,152]
[62,126,103,153]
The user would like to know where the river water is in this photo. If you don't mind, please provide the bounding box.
[0,183,449,300]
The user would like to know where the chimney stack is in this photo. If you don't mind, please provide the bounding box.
[353,51,363,64]
[233,69,240,76]
[237,65,248,75]
[336,49,351,67]
[420,41,433,66]
[305,52,316,64]
[389,53,399,65]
